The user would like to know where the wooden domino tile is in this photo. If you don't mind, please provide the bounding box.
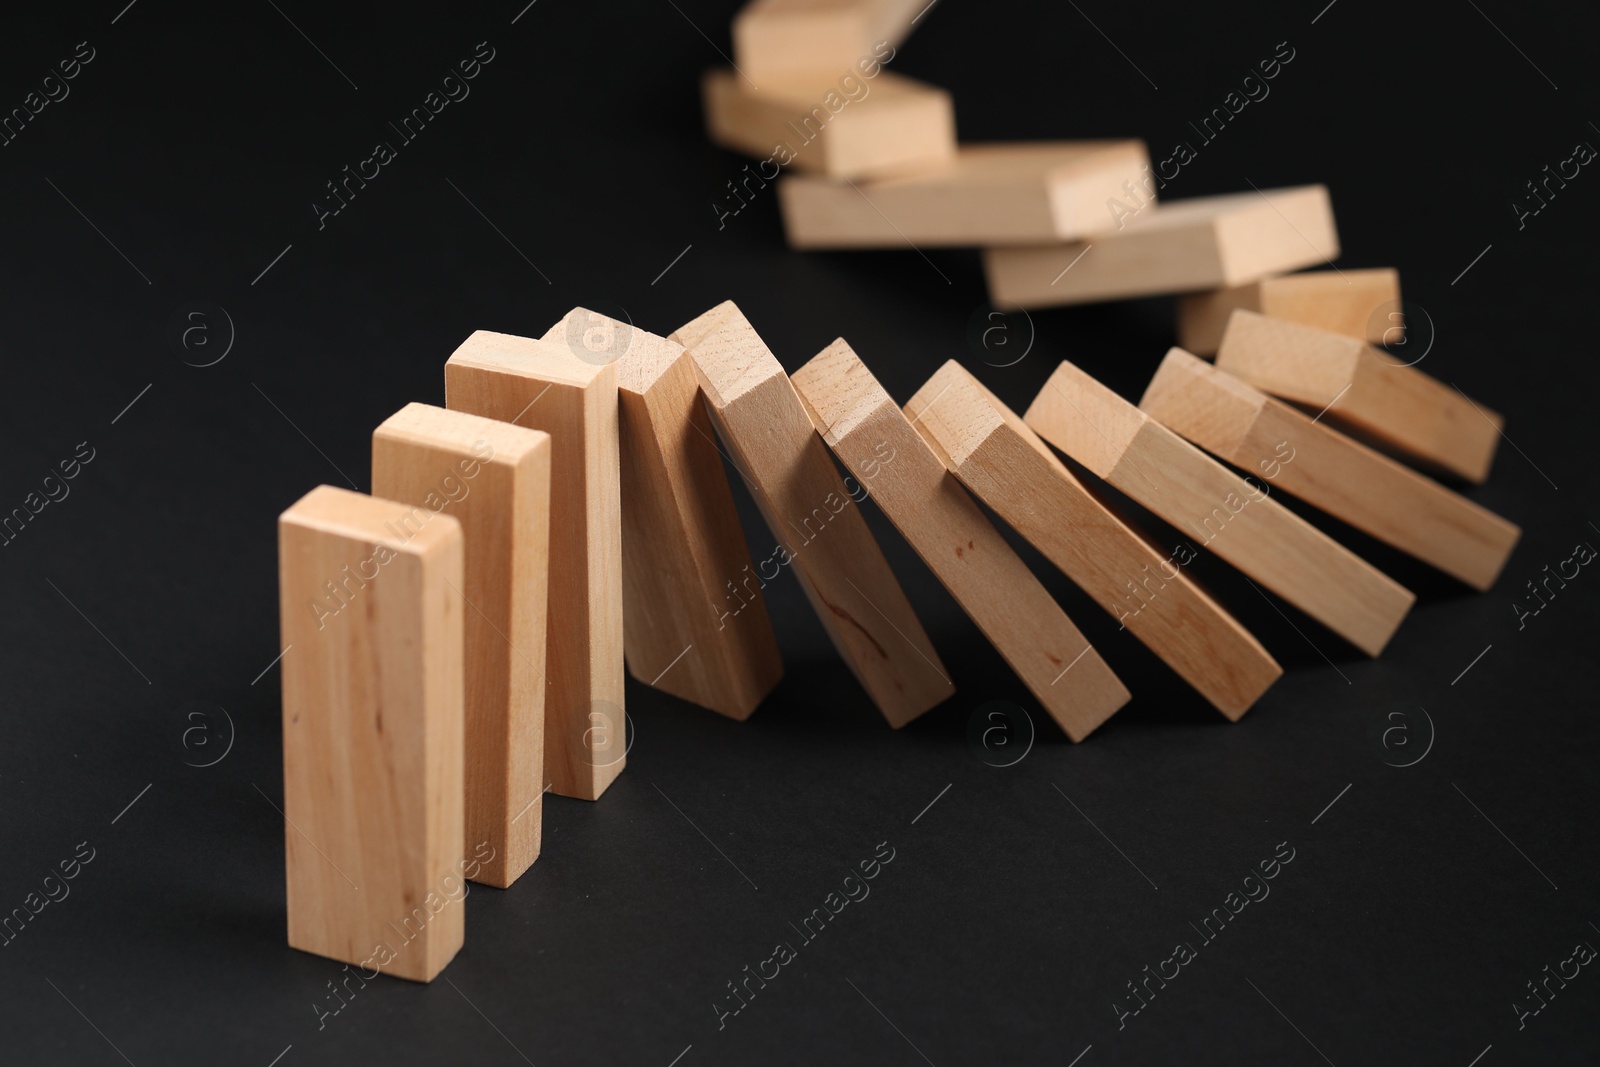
[733,0,927,84]
[1177,267,1402,356]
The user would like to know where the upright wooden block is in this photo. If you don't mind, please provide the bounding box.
[445,331,624,801]
[1025,362,1416,656]
[792,340,1130,740]
[540,309,783,720]
[1215,310,1502,483]
[1177,268,1402,356]
[905,362,1282,719]
[982,185,1339,309]
[1140,349,1522,591]
[372,403,550,889]
[704,68,955,181]
[733,0,925,84]
[278,485,464,983]
[670,301,952,726]
[778,140,1152,247]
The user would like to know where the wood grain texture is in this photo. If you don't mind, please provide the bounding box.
[671,301,952,726]
[1215,310,1502,483]
[733,0,926,83]
[905,361,1281,720]
[1025,361,1416,656]
[793,339,1130,740]
[278,485,464,983]
[777,140,1151,247]
[1140,349,1521,591]
[540,309,783,720]
[372,403,549,888]
[1177,267,1402,356]
[981,185,1339,309]
[444,331,624,801]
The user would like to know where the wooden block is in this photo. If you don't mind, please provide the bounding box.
[1025,362,1416,656]
[540,309,783,720]
[1215,310,1502,483]
[982,185,1339,309]
[905,362,1282,719]
[1176,268,1402,356]
[1139,349,1522,591]
[372,403,549,889]
[778,140,1152,247]
[670,301,951,726]
[733,0,925,84]
[704,68,954,181]
[792,340,1130,739]
[278,485,464,983]
[445,332,624,801]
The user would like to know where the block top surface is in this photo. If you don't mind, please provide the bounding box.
[1114,185,1328,235]
[374,402,550,463]
[446,329,613,388]
[1025,362,1146,477]
[280,484,462,556]
[669,300,784,408]
[792,338,894,444]
[707,66,940,107]
[845,140,1148,190]
[539,308,685,396]
[906,360,1060,471]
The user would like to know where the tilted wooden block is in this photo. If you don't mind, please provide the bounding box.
[778,140,1152,247]
[1025,362,1416,656]
[278,485,464,983]
[792,339,1130,741]
[982,185,1339,309]
[704,68,954,181]
[372,403,549,889]
[733,0,925,84]
[1139,349,1521,591]
[1177,268,1402,356]
[445,332,624,801]
[671,301,952,726]
[1215,310,1502,483]
[905,362,1281,719]
[540,309,783,720]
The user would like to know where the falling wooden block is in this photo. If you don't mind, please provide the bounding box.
[1215,310,1502,483]
[1139,349,1522,591]
[670,301,951,726]
[539,309,783,720]
[733,0,925,84]
[905,362,1280,718]
[372,403,549,889]
[704,68,954,181]
[778,140,1152,247]
[1176,268,1402,356]
[982,185,1339,309]
[278,485,464,983]
[445,331,624,801]
[1025,361,1416,656]
[792,339,1130,740]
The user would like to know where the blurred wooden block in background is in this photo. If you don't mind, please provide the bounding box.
[1140,349,1521,591]
[1177,268,1402,356]
[982,185,1339,309]
[733,0,927,84]
[278,485,464,982]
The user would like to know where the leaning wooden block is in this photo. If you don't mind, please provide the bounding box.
[733,0,924,84]
[982,185,1339,309]
[906,362,1281,719]
[671,301,952,726]
[778,140,1152,247]
[1177,268,1402,356]
[704,68,954,181]
[540,309,783,720]
[372,403,549,889]
[1139,349,1521,591]
[278,485,464,983]
[792,339,1130,740]
[1025,362,1416,656]
[1215,310,1501,483]
[445,331,624,801]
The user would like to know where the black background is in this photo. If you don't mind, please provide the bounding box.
[2,1,1597,1064]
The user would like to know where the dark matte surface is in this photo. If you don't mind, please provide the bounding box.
[2,1,1597,1064]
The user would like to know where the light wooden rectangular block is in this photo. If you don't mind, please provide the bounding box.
[1140,349,1521,591]
[905,362,1281,719]
[982,185,1339,309]
[792,339,1130,740]
[1177,268,1402,356]
[278,485,464,983]
[778,140,1152,247]
[372,403,549,889]
[1215,310,1502,483]
[733,0,925,84]
[704,68,954,181]
[1025,361,1415,656]
[671,301,952,726]
[445,331,624,801]
[541,309,783,719]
